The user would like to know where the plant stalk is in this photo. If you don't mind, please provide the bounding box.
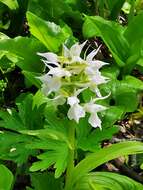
[64,121,76,190]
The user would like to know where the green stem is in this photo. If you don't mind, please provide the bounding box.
[64,121,76,190]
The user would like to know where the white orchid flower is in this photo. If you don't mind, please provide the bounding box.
[67,88,87,123]
[84,99,107,129]
[84,94,110,128]
[67,96,85,123]
[38,74,61,96]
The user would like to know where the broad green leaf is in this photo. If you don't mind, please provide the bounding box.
[0,0,18,10]
[30,173,63,190]
[28,0,83,29]
[69,141,143,188]
[74,172,143,190]
[83,16,129,66]
[27,12,71,52]
[22,71,41,88]
[0,164,14,190]
[0,36,46,72]
[124,12,143,44]
[102,78,141,112]
[106,0,125,20]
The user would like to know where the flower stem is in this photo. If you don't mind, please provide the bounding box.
[64,121,76,190]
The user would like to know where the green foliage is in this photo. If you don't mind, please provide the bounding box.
[0,164,14,190]
[68,141,143,189]
[0,0,18,10]
[83,16,129,66]
[30,173,63,190]
[0,1,143,189]
[0,37,46,72]
[74,172,143,190]
[27,12,72,52]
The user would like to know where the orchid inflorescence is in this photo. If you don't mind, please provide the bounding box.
[38,41,109,129]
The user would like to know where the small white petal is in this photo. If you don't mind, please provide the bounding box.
[37,52,58,63]
[88,113,102,129]
[38,73,51,83]
[67,104,85,123]
[48,67,71,77]
[90,70,109,85]
[70,41,87,57]
[40,75,61,95]
[63,45,71,58]
[84,101,107,113]
[67,96,79,106]
[86,45,101,62]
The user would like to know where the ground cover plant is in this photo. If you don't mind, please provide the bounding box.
[1,0,143,189]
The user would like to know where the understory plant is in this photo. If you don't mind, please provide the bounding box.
[0,0,143,190]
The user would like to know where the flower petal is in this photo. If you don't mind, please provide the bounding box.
[67,96,79,106]
[88,113,102,128]
[86,45,101,62]
[37,52,58,63]
[67,104,85,123]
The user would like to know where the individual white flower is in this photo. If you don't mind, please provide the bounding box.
[38,74,61,96]
[67,89,86,123]
[67,103,85,123]
[84,99,107,129]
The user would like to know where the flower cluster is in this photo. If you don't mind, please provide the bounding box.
[38,41,109,128]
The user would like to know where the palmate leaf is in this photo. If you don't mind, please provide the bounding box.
[0,164,14,190]
[76,106,122,152]
[22,106,70,178]
[28,139,69,178]
[74,172,143,190]
[0,131,36,164]
[0,94,46,163]
[0,93,46,131]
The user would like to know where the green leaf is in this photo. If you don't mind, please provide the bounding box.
[0,94,46,131]
[102,78,140,112]
[0,164,14,190]
[25,108,70,178]
[69,141,143,189]
[0,36,46,72]
[76,114,119,152]
[30,172,63,190]
[0,131,36,164]
[83,16,129,66]
[29,139,69,178]
[27,11,71,52]
[124,12,143,45]
[75,172,143,190]
[0,0,18,10]
[106,0,125,20]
